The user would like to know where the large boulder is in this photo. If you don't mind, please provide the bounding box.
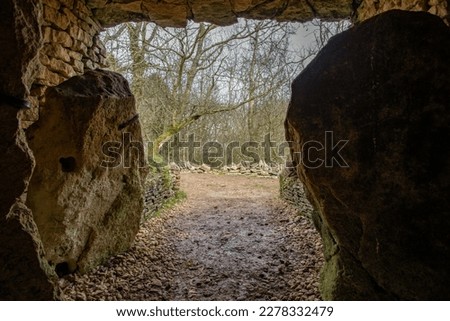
[26,70,147,275]
[0,0,57,300]
[286,10,450,300]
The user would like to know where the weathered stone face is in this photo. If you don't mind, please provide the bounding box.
[26,70,147,274]
[0,0,42,98]
[286,10,450,300]
[0,0,57,300]
[34,0,107,91]
[86,0,354,27]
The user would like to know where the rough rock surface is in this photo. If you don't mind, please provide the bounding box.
[86,0,449,27]
[356,0,449,24]
[0,104,57,300]
[0,0,42,99]
[36,0,106,88]
[60,173,323,300]
[0,0,57,300]
[86,0,354,27]
[26,70,147,275]
[279,164,315,218]
[286,10,450,300]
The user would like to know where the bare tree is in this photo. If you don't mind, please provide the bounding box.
[101,19,348,163]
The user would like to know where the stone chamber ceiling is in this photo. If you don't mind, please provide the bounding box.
[0,0,449,300]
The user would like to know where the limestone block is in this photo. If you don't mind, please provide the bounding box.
[72,39,88,55]
[436,3,448,17]
[83,58,96,70]
[78,19,90,32]
[142,1,189,27]
[188,0,237,25]
[307,0,353,18]
[67,49,83,61]
[72,58,84,73]
[45,57,76,78]
[19,95,40,128]
[35,64,67,86]
[286,10,450,300]
[88,0,108,8]
[43,27,73,48]
[43,5,70,30]
[356,0,448,21]
[230,0,252,13]
[72,25,88,45]
[39,52,51,66]
[94,37,107,57]
[276,2,314,22]
[62,7,78,23]
[42,43,71,63]
[30,84,47,98]
[74,0,94,18]
[84,14,102,30]
[26,70,147,274]
[45,0,61,10]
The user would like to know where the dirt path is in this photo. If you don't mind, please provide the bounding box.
[60,173,324,300]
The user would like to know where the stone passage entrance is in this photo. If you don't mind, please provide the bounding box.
[1,0,449,300]
[60,172,323,300]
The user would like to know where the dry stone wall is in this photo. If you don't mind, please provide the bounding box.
[37,0,107,88]
[142,164,181,222]
[279,165,314,218]
[22,0,108,126]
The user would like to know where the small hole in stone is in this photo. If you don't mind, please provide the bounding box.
[55,262,70,277]
[59,157,76,172]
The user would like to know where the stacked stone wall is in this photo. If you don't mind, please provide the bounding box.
[22,0,107,125]
[142,165,182,221]
[36,0,106,89]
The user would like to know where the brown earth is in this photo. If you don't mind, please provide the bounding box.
[60,172,323,300]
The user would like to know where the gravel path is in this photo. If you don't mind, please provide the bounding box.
[60,172,324,300]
